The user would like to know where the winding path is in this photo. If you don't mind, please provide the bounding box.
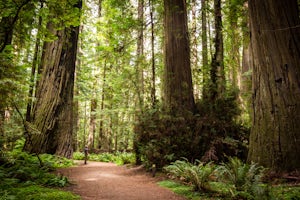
[59,161,186,200]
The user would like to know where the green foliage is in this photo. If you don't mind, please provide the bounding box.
[1,150,72,187]
[73,151,135,165]
[158,180,202,200]
[13,185,80,200]
[164,159,193,181]
[165,159,216,192]
[114,152,136,165]
[217,157,264,192]
[72,152,85,160]
[0,145,77,199]
[216,157,271,200]
[163,158,281,200]
[272,185,300,200]
[134,92,249,168]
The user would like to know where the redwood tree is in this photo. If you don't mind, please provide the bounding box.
[247,0,300,171]
[24,0,82,158]
[163,0,195,113]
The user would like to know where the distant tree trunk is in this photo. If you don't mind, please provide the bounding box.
[136,0,145,110]
[73,25,84,152]
[240,2,251,124]
[0,112,5,150]
[26,2,43,122]
[98,61,106,149]
[0,17,14,53]
[227,0,241,87]
[73,88,79,152]
[0,16,14,144]
[210,0,224,100]
[201,0,209,98]
[23,1,82,158]
[0,0,31,52]
[88,98,97,151]
[190,0,200,98]
[163,0,195,113]
[247,0,300,171]
[150,0,156,107]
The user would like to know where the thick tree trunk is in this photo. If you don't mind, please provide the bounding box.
[24,1,82,158]
[163,0,195,113]
[248,0,300,171]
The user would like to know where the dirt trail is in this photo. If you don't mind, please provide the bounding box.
[59,161,186,200]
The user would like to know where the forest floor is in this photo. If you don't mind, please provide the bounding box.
[58,161,186,200]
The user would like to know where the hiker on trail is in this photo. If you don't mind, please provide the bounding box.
[84,146,88,164]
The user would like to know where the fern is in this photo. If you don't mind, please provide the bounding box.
[164,158,193,181]
[186,161,216,191]
[217,157,267,199]
[165,159,216,192]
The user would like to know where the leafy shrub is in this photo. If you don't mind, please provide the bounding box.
[0,148,78,200]
[217,157,269,199]
[165,159,216,192]
[40,154,74,168]
[13,185,80,200]
[134,91,249,169]
[72,152,85,160]
[114,152,136,165]
[164,157,282,199]
[164,159,193,181]
[0,150,73,188]
[73,151,135,165]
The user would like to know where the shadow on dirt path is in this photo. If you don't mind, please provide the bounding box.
[58,161,186,200]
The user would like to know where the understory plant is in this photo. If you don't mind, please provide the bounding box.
[165,159,216,192]
[0,140,77,199]
[73,151,135,165]
[217,157,269,199]
[164,157,270,199]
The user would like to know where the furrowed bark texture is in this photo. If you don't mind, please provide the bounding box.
[24,18,80,158]
[248,0,300,171]
[163,0,195,113]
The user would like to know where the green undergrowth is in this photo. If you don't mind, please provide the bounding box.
[0,140,80,200]
[162,157,300,200]
[6,185,80,200]
[73,151,135,165]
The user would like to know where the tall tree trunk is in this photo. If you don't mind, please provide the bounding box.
[0,0,32,52]
[150,0,156,107]
[73,25,84,152]
[136,0,145,110]
[0,17,14,53]
[210,0,224,100]
[190,0,200,98]
[98,61,106,149]
[227,0,241,87]
[0,16,14,144]
[163,0,195,113]
[88,98,97,151]
[26,2,43,122]
[23,1,82,158]
[247,0,300,171]
[201,0,209,98]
